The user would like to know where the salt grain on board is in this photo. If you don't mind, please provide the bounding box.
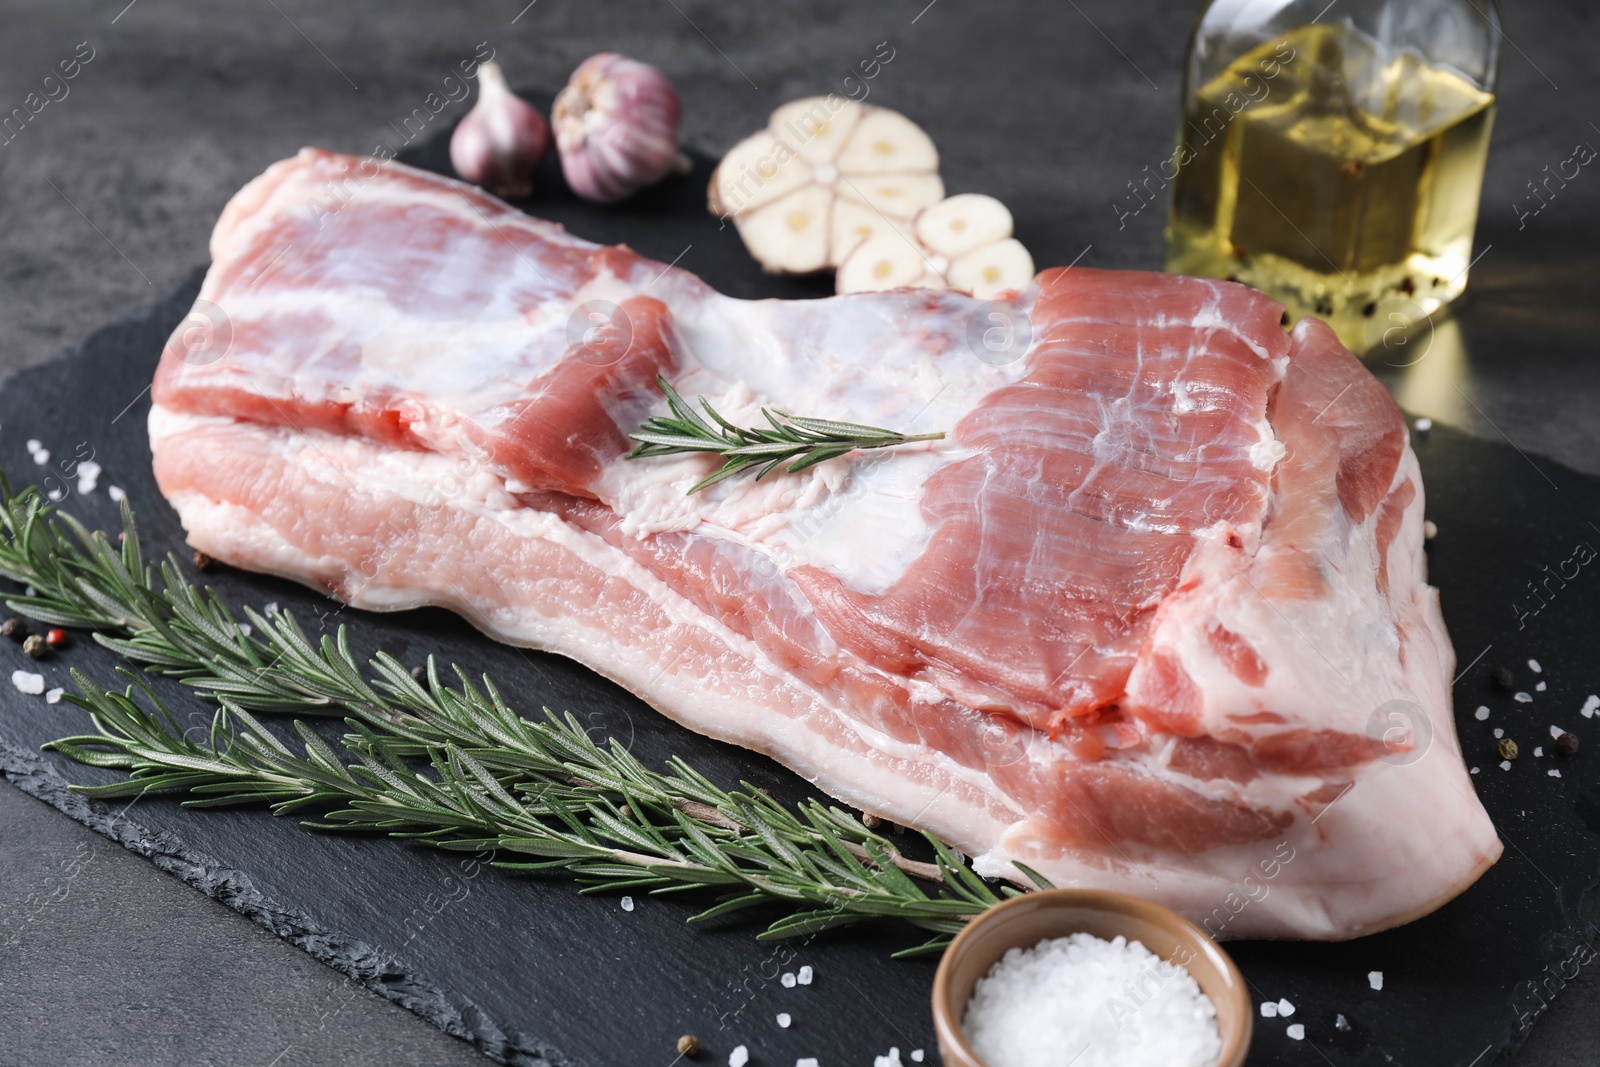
[1286,1024,1305,1041]
[1501,761,1512,771]
[11,670,44,695]
[45,688,63,704]
[874,1049,906,1067]
[1495,728,1505,739]
[797,1059,819,1067]
[1535,747,1544,757]
[1552,725,1566,739]
[25,438,40,453]
[1529,659,1543,673]
[911,1052,925,1063]
[1335,1014,1351,1031]
[620,896,634,912]
[1537,682,1548,692]
[1550,769,1563,778]
[963,932,1220,1067]
[1368,971,1384,991]
[1260,1002,1278,1018]
[1583,695,1600,719]
[1515,692,1533,703]
[32,449,48,465]
[108,486,126,503]
[1277,999,1295,1017]
[1475,707,1490,721]
[781,972,796,988]
[776,1012,791,1029]
[797,964,813,985]
[728,1045,749,1067]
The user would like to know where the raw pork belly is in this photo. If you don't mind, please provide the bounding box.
[150,149,1499,939]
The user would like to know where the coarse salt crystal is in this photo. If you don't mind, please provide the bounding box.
[1495,728,1505,739]
[729,1045,749,1067]
[620,896,634,912]
[1515,692,1533,703]
[1286,1023,1305,1040]
[797,964,813,985]
[1537,682,1547,692]
[1470,767,1480,774]
[1552,725,1566,739]
[1501,761,1512,771]
[11,670,44,695]
[108,485,126,503]
[45,688,63,704]
[1529,659,1543,673]
[797,1060,820,1067]
[1583,695,1600,719]
[1277,999,1295,1017]
[1535,747,1544,757]
[1368,971,1383,991]
[77,461,101,481]
[1475,707,1490,720]
[781,972,796,988]
[1260,1001,1278,1018]
[33,449,49,465]
[776,1012,792,1028]
[963,932,1220,1067]
[1414,417,1432,433]
[26,438,40,453]
[873,1049,903,1067]
[911,1052,925,1063]
[1335,1013,1351,1031]
[239,623,252,637]
[1550,769,1563,778]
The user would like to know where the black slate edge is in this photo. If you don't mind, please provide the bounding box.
[0,739,561,1067]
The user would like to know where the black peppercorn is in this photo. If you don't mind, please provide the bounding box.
[193,549,215,572]
[410,664,428,682]
[1556,732,1580,757]
[0,617,26,642]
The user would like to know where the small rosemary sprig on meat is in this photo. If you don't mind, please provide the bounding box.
[0,484,1042,954]
[627,376,945,494]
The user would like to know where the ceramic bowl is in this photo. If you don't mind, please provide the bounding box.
[931,888,1252,1067]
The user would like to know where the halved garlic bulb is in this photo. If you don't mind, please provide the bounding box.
[709,96,944,274]
[836,193,1035,299]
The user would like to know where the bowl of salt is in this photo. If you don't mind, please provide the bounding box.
[932,889,1251,1067]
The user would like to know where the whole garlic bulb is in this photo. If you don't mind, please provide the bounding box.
[553,53,684,203]
[450,61,550,198]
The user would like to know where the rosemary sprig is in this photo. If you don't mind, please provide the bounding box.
[0,485,1043,952]
[627,376,945,493]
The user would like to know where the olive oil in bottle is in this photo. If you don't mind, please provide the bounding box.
[1166,20,1497,353]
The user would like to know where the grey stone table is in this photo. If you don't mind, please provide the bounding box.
[1,0,1596,1063]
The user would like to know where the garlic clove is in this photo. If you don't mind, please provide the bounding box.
[835,231,933,294]
[768,96,863,164]
[708,130,812,216]
[737,185,835,274]
[834,172,945,220]
[553,52,683,203]
[947,237,1036,299]
[915,193,1013,260]
[449,61,550,199]
[833,109,938,174]
[830,199,915,267]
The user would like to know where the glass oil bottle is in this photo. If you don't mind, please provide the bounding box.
[1165,0,1503,353]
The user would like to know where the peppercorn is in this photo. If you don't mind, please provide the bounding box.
[1498,738,1519,760]
[410,664,427,682]
[44,628,68,650]
[1492,667,1514,691]
[22,634,48,659]
[676,1034,700,1057]
[193,549,215,572]
[1556,732,1580,757]
[0,617,26,642]
[861,812,883,830]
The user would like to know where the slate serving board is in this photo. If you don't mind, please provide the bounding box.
[2,116,1598,1067]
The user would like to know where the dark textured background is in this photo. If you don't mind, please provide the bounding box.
[1,1,1597,1064]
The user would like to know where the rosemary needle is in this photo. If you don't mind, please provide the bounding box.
[0,483,1046,954]
[627,376,945,494]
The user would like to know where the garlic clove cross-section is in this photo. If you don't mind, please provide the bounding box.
[836,193,1035,299]
[710,96,944,275]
